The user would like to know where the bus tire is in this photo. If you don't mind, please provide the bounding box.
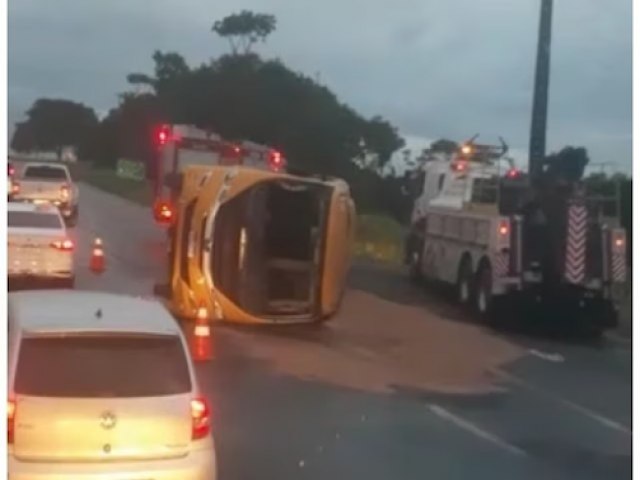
[456,255,473,306]
[474,260,494,321]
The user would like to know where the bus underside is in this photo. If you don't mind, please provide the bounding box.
[211,179,332,321]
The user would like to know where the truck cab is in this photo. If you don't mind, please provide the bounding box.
[150,124,284,225]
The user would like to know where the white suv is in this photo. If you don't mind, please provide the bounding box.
[8,291,217,480]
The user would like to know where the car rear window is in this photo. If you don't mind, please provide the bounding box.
[8,211,62,229]
[23,166,68,181]
[14,335,192,398]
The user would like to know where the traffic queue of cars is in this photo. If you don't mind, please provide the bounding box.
[6,160,218,479]
[8,162,78,289]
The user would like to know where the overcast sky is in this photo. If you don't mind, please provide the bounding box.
[8,0,632,173]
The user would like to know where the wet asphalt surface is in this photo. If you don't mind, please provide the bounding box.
[36,184,632,479]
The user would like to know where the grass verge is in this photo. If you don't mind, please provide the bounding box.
[354,214,406,265]
[78,167,152,207]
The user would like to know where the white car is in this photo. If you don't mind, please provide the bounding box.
[8,291,217,480]
[12,162,79,226]
[8,202,75,288]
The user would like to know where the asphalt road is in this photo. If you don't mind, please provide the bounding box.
[65,184,631,480]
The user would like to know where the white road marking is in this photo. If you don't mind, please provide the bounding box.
[529,349,564,363]
[495,370,632,436]
[428,404,527,457]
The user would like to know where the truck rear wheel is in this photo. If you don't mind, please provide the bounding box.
[474,261,494,320]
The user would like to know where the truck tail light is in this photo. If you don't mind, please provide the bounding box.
[11,181,20,195]
[498,220,510,237]
[269,150,286,171]
[191,397,211,440]
[506,168,521,179]
[8,399,15,444]
[496,218,511,250]
[51,239,74,251]
[155,124,171,146]
[451,160,467,173]
[153,200,175,225]
[612,230,626,254]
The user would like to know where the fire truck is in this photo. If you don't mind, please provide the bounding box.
[404,138,626,335]
[150,124,285,225]
[152,125,356,324]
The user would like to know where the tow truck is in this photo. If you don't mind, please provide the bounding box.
[152,125,355,324]
[404,138,626,334]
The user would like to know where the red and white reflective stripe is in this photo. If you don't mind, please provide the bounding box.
[564,204,587,284]
[611,253,626,283]
[493,252,509,278]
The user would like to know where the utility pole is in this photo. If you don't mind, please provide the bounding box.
[528,0,553,182]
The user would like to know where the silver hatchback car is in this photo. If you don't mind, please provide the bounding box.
[8,290,216,480]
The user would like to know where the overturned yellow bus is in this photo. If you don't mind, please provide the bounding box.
[157,164,355,324]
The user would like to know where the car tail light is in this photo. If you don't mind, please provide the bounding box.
[60,184,71,201]
[8,164,15,177]
[8,399,15,444]
[51,239,74,251]
[11,181,20,195]
[191,397,211,440]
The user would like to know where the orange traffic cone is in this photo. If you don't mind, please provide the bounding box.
[190,306,213,362]
[90,238,105,274]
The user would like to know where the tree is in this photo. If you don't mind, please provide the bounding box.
[106,32,405,211]
[429,138,459,155]
[10,121,35,152]
[85,93,164,170]
[212,11,276,55]
[11,99,98,159]
[360,116,405,172]
[542,146,589,183]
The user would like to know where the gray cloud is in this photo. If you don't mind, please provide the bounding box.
[8,0,632,171]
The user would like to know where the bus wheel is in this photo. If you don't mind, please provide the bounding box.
[456,256,473,306]
[474,261,494,320]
